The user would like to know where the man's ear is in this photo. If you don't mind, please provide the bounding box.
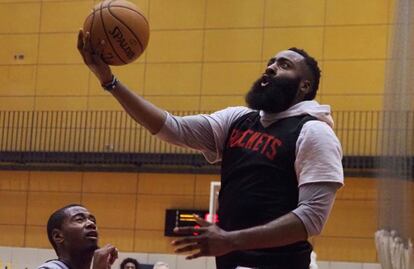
[300,80,311,95]
[52,228,64,245]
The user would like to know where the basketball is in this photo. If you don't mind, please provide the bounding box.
[83,0,150,66]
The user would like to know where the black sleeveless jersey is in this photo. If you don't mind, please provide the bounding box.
[216,112,316,269]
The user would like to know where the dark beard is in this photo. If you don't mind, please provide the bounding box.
[245,76,300,113]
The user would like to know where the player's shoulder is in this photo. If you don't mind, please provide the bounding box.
[38,260,69,269]
[300,119,340,145]
[302,119,334,134]
[213,106,253,115]
[209,106,253,122]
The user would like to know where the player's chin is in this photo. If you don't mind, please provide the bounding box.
[83,240,99,252]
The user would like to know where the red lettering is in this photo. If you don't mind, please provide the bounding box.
[266,138,282,160]
[245,132,262,149]
[260,134,273,154]
[235,129,254,147]
[228,129,242,147]
[252,134,265,151]
[228,129,283,161]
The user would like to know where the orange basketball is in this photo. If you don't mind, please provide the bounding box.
[83,0,150,66]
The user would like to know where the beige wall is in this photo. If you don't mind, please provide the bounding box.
[0,0,394,112]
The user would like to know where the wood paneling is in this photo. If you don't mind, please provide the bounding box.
[0,191,27,225]
[135,195,194,230]
[0,171,411,264]
[0,225,25,247]
[98,228,135,252]
[82,193,136,229]
[314,236,377,262]
[83,172,137,194]
[138,173,195,195]
[25,226,50,248]
[0,171,29,191]
[26,192,81,226]
[29,172,82,192]
[134,230,174,253]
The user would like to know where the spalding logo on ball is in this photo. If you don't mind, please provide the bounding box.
[83,0,150,66]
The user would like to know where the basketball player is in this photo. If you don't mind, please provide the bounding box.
[78,30,343,269]
[38,204,118,269]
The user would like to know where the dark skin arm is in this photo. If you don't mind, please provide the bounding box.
[77,29,166,134]
[172,213,307,259]
[109,80,166,134]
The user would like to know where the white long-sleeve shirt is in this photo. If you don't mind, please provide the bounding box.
[156,101,344,236]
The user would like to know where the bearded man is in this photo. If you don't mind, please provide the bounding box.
[78,30,343,269]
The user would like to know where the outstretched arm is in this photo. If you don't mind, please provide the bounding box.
[172,182,340,259]
[172,212,306,259]
[77,29,253,149]
[77,29,166,134]
[109,80,167,134]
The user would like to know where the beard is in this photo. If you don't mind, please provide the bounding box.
[245,75,300,113]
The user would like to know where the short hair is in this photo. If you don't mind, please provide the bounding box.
[288,47,321,100]
[47,203,84,254]
[120,258,140,269]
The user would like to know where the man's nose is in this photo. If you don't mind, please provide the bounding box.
[86,219,96,228]
[265,66,277,77]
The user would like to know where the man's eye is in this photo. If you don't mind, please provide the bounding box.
[280,62,289,69]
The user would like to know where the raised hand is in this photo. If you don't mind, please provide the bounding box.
[92,244,118,269]
[77,29,113,84]
[172,215,235,260]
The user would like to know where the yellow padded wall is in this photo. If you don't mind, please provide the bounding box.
[206,0,264,28]
[40,1,93,33]
[0,35,39,65]
[146,31,204,63]
[0,3,40,33]
[314,178,379,262]
[145,63,202,96]
[0,171,385,262]
[0,171,28,247]
[326,0,390,25]
[150,0,205,29]
[201,63,261,95]
[0,0,393,111]
[0,191,27,225]
[0,225,25,247]
[0,66,37,96]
